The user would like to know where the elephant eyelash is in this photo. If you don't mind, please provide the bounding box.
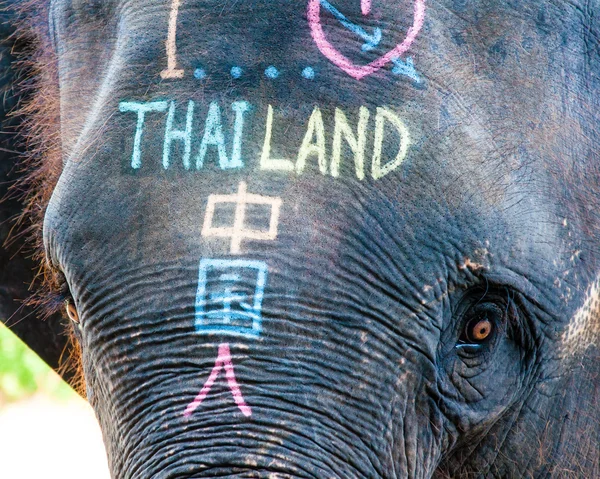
[53,268,73,303]
[52,270,82,327]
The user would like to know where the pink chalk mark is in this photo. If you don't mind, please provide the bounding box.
[361,0,371,15]
[184,343,252,418]
[308,0,426,80]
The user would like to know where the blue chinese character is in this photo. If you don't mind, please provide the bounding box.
[195,259,268,338]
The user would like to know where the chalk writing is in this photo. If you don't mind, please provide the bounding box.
[195,259,268,338]
[302,67,316,79]
[184,343,252,417]
[160,0,422,83]
[260,105,296,173]
[308,0,426,80]
[265,66,280,79]
[231,101,251,168]
[186,66,321,81]
[331,106,369,180]
[162,0,184,79]
[119,100,251,170]
[163,100,195,170]
[231,66,243,79]
[372,107,410,179]
[391,56,420,83]
[197,102,229,169]
[119,100,411,179]
[361,0,372,15]
[119,101,168,169]
[260,104,411,179]
[296,107,327,175]
[202,182,282,254]
[194,68,207,80]
[319,0,382,52]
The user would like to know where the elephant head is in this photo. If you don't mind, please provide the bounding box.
[12,0,600,477]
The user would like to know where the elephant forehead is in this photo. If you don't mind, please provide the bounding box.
[43,0,585,310]
[48,0,580,220]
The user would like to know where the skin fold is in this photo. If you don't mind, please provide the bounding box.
[5,0,600,477]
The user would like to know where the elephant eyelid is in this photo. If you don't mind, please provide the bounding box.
[455,343,484,351]
[53,269,74,303]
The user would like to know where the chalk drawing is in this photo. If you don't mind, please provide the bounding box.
[231,66,243,79]
[391,56,420,83]
[184,343,252,417]
[231,101,251,169]
[331,106,369,180]
[194,68,207,80]
[372,107,410,179]
[196,102,242,170]
[265,66,280,79]
[302,67,316,79]
[162,0,185,79]
[119,101,169,169]
[120,100,411,178]
[260,105,296,172]
[361,0,372,15]
[308,0,426,80]
[163,100,195,170]
[202,181,282,254]
[319,0,382,51]
[296,107,327,175]
[195,259,268,338]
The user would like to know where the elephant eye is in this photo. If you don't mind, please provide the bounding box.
[65,300,80,324]
[55,269,80,325]
[457,302,504,349]
[464,316,493,342]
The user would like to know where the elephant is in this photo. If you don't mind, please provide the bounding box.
[3,0,600,477]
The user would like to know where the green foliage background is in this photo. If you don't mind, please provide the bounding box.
[0,323,72,405]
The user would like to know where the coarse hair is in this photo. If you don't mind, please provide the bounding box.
[5,0,84,394]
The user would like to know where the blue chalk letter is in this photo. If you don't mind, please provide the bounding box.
[230,101,250,169]
[163,100,195,170]
[196,102,229,169]
[119,101,168,169]
[195,258,268,338]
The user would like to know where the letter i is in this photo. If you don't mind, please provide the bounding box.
[161,0,185,79]
[230,101,251,169]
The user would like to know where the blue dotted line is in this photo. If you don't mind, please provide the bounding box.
[193,61,420,82]
[192,66,317,80]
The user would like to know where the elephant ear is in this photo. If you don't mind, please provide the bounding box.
[0,3,75,387]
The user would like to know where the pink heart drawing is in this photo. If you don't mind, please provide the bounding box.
[307,0,426,80]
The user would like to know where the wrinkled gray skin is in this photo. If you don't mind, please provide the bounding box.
[21,0,600,477]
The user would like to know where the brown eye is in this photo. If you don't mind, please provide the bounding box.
[465,317,493,343]
[458,301,505,348]
[66,302,80,324]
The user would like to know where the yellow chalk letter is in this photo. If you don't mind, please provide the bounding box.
[260,105,295,172]
[296,107,327,175]
[372,107,410,180]
[331,106,369,180]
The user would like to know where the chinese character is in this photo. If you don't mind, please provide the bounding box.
[184,343,252,418]
[202,181,282,254]
[195,259,268,338]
